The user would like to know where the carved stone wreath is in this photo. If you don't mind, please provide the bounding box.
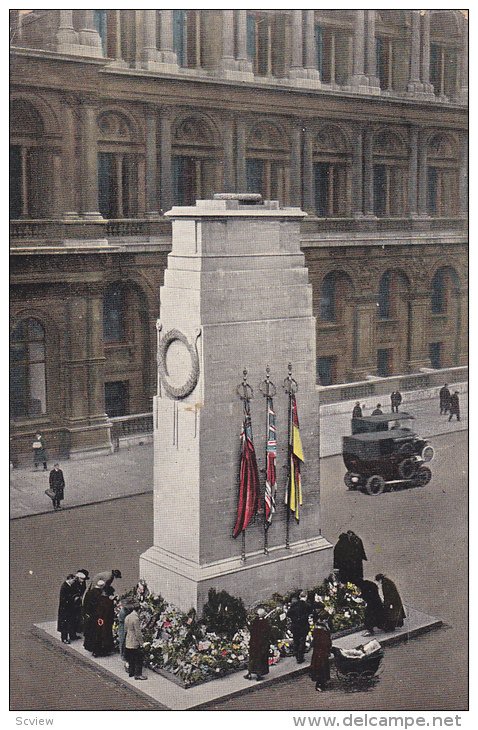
[158,328,201,400]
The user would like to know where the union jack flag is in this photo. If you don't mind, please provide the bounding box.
[232,408,260,539]
[264,399,277,528]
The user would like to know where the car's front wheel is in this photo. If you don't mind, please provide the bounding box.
[399,457,419,480]
[414,466,432,487]
[364,475,386,496]
[344,471,360,490]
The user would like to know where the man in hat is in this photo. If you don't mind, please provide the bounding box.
[124,601,147,680]
[390,390,402,413]
[57,574,78,644]
[49,463,65,510]
[371,404,383,416]
[72,570,89,635]
[448,391,461,422]
[439,383,451,415]
[352,402,362,419]
[244,607,271,681]
[89,569,122,591]
[287,590,313,664]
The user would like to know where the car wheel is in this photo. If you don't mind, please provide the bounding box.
[414,466,432,486]
[399,442,414,456]
[421,445,435,462]
[365,475,385,496]
[344,472,360,490]
[398,457,418,480]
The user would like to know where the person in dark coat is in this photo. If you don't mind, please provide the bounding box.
[287,591,313,663]
[352,402,362,419]
[390,391,402,413]
[49,463,65,510]
[244,608,271,681]
[309,622,333,692]
[83,579,105,652]
[32,433,47,470]
[376,574,406,631]
[371,404,383,415]
[347,530,368,583]
[333,533,353,583]
[356,579,385,636]
[72,570,89,635]
[439,384,451,415]
[448,391,460,422]
[57,574,79,644]
[92,585,116,657]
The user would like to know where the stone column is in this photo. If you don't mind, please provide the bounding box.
[407,293,431,371]
[365,10,379,89]
[417,130,428,217]
[458,20,468,103]
[420,11,434,95]
[145,107,160,219]
[290,125,302,207]
[79,100,103,220]
[50,149,63,219]
[458,133,468,217]
[223,117,235,193]
[363,126,375,217]
[236,10,253,74]
[79,9,103,54]
[220,9,237,72]
[352,125,363,217]
[56,9,78,49]
[142,9,161,68]
[158,9,178,66]
[159,108,173,213]
[351,10,368,89]
[20,147,28,218]
[351,293,378,379]
[302,127,314,213]
[61,100,79,219]
[408,126,419,217]
[407,11,422,94]
[289,10,306,79]
[303,10,320,82]
[236,119,247,191]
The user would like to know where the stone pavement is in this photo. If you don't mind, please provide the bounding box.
[33,605,442,711]
[10,383,467,519]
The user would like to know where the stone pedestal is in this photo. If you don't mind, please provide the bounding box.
[140,195,332,612]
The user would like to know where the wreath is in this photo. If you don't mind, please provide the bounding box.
[158,328,201,400]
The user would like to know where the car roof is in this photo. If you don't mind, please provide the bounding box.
[355,412,415,424]
[345,429,415,442]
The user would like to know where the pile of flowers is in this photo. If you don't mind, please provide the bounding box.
[114,573,364,688]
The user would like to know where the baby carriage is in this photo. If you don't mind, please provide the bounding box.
[332,640,384,686]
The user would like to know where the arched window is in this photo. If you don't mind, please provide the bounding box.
[373,131,407,216]
[319,273,336,321]
[313,125,350,217]
[427,134,459,217]
[10,100,48,219]
[10,318,47,418]
[97,111,140,219]
[378,271,391,319]
[103,283,126,343]
[172,115,221,205]
[246,121,289,203]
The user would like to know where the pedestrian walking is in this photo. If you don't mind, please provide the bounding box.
[375,573,406,631]
[309,621,332,692]
[32,433,47,470]
[448,391,460,421]
[390,390,402,413]
[356,579,385,636]
[352,402,362,419]
[124,602,147,680]
[49,463,65,510]
[244,607,271,681]
[287,590,313,664]
[439,384,451,414]
[57,574,79,644]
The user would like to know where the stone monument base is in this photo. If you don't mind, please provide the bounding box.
[140,535,333,612]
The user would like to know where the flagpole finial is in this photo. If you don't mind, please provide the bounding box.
[283,364,298,394]
[237,369,253,401]
[260,367,276,398]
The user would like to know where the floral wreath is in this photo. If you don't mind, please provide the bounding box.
[157,327,201,400]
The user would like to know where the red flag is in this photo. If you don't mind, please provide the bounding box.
[264,399,277,528]
[233,411,260,538]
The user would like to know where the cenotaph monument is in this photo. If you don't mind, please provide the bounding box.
[140,194,333,611]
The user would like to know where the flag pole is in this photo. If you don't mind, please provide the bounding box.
[283,363,298,550]
[260,366,276,555]
[236,369,253,563]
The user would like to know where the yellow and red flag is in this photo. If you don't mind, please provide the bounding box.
[286,394,304,522]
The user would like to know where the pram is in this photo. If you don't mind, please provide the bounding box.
[332,640,384,684]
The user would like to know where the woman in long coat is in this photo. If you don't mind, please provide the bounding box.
[92,586,116,657]
[357,579,384,635]
[376,573,406,631]
[83,581,104,652]
[244,608,271,681]
[309,622,332,691]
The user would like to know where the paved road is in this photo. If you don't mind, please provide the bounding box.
[10,430,467,712]
[10,385,467,518]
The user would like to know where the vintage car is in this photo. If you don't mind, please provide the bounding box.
[342,412,434,495]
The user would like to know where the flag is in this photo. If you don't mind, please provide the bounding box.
[285,394,304,522]
[264,399,277,528]
[233,409,260,539]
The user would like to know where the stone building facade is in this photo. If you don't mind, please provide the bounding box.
[10,9,468,462]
